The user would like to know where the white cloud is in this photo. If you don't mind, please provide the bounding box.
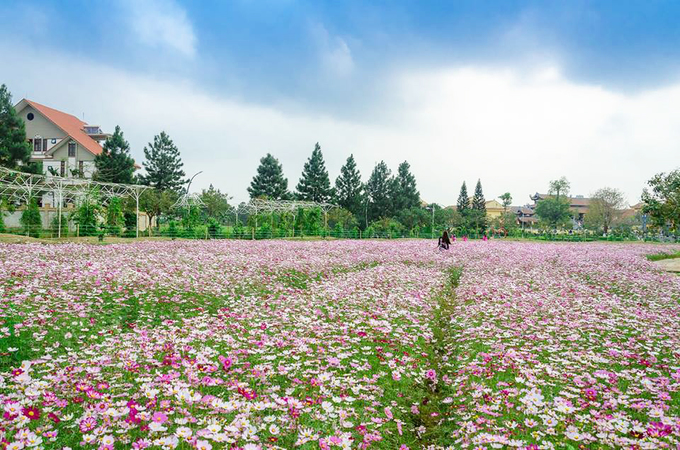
[121,0,197,57]
[1,42,678,207]
[311,23,355,77]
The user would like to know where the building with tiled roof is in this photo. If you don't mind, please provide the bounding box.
[14,99,110,179]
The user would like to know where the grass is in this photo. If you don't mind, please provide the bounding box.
[647,251,680,261]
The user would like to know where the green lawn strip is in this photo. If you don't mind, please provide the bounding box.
[394,265,463,447]
[646,251,680,261]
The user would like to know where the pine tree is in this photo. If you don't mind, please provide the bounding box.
[296,143,333,203]
[94,125,136,184]
[139,131,186,191]
[365,161,393,222]
[471,179,486,211]
[456,182,469,215]
[470,179,488,232]
[335,154,363,215]
[248,153,290,200]
[0,84,31,169]
[391,161,420,211]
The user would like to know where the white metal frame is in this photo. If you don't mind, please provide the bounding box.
[0,166,149,238]
[236,199,338,228]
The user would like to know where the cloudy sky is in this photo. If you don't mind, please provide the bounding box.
[1,0,679,206]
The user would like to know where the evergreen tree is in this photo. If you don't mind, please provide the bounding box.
[470,179,487,232]
[296,143,333,202]
[248,153,290,200]
[391,160,420,211]
[139,131,186,191]
[456,182,469,216]
[94,126,136,184]
[365,161,393,222]
[471,179,486,211]
[335,154,363,215]
[0,84,31,169]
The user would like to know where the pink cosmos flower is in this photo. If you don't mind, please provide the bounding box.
[151,412,168,424]
[79,416,98,433]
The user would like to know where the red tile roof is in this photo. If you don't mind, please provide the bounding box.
[24,99,103,156]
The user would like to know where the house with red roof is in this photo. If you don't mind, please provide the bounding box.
[14,99,110,179]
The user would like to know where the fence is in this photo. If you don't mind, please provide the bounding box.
[2,223,675,243]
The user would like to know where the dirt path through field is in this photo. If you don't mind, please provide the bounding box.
[655,258,680,273]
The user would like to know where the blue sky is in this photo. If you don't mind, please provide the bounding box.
[1,0,679,204]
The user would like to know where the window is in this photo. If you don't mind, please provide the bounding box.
[68,142,76,157]
[27,112,34,121]
[34,139,42,152]
[60,161,65,177]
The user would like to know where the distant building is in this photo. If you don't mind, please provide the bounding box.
[513,206,538,228]
[484,199,505,219]
[14,99,110,179]
[450,198,508,219]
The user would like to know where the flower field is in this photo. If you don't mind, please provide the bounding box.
[1,240,679,450]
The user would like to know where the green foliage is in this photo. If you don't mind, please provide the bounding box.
[139,189,177,229]
[180,205,201,230]
[456,182,469,216]
[294,208,306,234]
[0,84,31,169]
[497,212,519,230]
[200,184,232,223]
[248,153,290,200]
[94,126,136,184]
[304,208,323,235]
[468,179,487,232]
[365,161,393,222]
[397,206,429,231]
[207,217,224,238]
[435,207,460,231]
[499,192,513,211]
[641,169,680,233]
[73,190,102,236]
[20,198,41,237]
[335,154,364,216]
[106,197,124,236]
[139,131,186,191]
[367,218,404,237]
[548,176,571,200]
[327,208,358,231]
[296,143,334,203]
[391,161,420,211]
[535,196,572,230]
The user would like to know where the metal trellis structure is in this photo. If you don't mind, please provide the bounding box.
[236,199,338,228]
[0,166,149,238]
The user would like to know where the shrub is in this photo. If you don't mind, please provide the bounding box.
[20,199,42,237]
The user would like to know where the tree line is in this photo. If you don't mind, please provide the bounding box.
[0,83,677,238]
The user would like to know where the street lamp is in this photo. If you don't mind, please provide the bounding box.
[427,204,437,239]
[185,171,203,218]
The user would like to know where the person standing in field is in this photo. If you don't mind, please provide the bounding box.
[438,230,451,250]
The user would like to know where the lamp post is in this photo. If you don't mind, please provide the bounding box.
[428,204,437,239]
[185,171,203,219]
